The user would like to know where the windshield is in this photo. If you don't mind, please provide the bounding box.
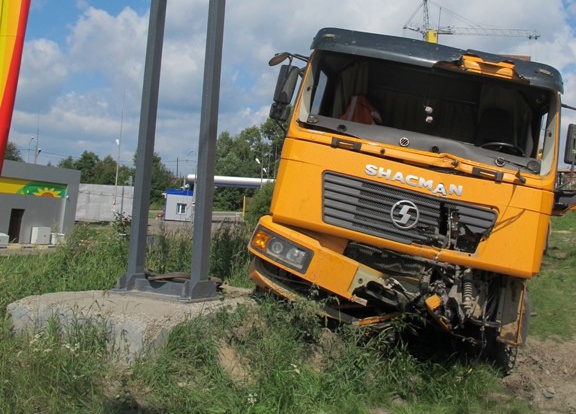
[298,50,558,175]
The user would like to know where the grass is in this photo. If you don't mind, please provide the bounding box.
[0,316,113,413]
[528,211,576,339]
[1,212,574,413]
[110,300,523,414]
[149,209,163,220]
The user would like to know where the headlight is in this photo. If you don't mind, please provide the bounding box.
[251,227,312,272]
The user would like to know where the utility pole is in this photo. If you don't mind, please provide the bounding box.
[27,136,34,163]
[33,111,39,164]
[114,91,125,206]
[114,138,120,206]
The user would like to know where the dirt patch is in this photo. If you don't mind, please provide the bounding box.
[218,340,254,385]
[504,337,576,413]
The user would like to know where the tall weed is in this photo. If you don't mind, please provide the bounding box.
[146,221,194,274]
[0,224,127,315]
[0,316,113,413]
[209,219,252,282]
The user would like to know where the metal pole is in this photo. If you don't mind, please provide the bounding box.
[116,0,166,290]
[33,113,39,164]
[120,184,125,217]
[186,0,226,300]
[114,139,120,206]
[27,137,34,163]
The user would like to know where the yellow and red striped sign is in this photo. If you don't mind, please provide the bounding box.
[0,0,30,173]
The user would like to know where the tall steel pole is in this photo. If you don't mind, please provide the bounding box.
[117,0,166,288]
[186,0,226,299]
[116,0,225,302]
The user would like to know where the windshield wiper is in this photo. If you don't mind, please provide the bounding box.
[492,156,541,174]
[302,116,359,138]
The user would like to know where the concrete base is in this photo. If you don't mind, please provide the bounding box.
[6,289,254,363]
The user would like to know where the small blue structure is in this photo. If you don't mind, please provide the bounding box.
[163,188,194,221]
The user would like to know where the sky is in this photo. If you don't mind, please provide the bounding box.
[8,0,576,174]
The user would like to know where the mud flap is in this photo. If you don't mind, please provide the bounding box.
[496,277,528,346]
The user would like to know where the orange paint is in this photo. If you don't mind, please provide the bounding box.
[0,0,31,173]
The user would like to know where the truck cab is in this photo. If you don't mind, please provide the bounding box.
[248,28,575,368]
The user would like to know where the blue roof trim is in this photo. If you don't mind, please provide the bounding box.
[165,189,193,196]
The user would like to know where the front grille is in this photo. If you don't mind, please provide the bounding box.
[322,172,497,253]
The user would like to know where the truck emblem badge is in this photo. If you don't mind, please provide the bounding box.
[390,200,419,229]
[399,137,410,147]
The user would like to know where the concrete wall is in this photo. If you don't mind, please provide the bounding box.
[76,184,134,222]
[0,160,80,243]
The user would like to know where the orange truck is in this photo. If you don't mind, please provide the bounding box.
[248,27,576,369]
[0,0,30,173]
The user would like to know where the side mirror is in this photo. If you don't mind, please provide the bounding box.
[564,124,576,164]
[269,64,299,122]
[273,64,299,105]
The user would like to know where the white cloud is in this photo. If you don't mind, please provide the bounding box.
[15,38,68,112]
[67,6,148,97]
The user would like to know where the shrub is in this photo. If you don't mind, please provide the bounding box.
[244,182,275,229]
[209,219,252,282]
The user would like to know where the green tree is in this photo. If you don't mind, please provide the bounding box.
[147,152,176,205]
[212,120,286,211]
[117,164,134,188]
[213,129,260,211]
[244,182,275,229]
[57,156,75,170]
[94,155,119,185]
[74,151,101,183]
[259,117,287,178]
[4,141,23,161]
